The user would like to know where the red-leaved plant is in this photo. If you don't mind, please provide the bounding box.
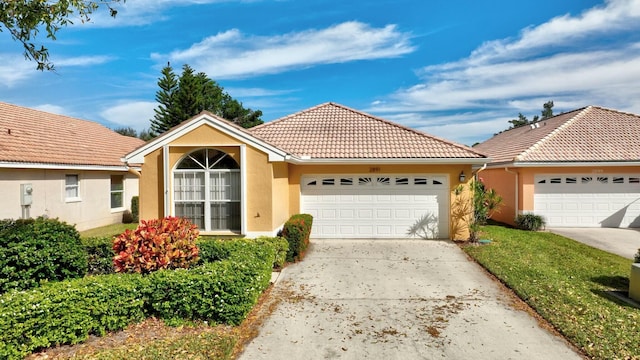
[113,217,200,274]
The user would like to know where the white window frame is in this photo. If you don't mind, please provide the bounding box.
[172,148,242,232]
[110,174,125,211]
[65,174,81,202]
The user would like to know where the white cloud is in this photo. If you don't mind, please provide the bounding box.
[32,104,68,115]
[152,21,415,79]
[371,0,640,144]
[100,101,157,131]
[54,55,115,67]
[0,54,35,87]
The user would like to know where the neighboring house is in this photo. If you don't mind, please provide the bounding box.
[474,105,640,228]
[0,102,144,231]
[124,102,487,240]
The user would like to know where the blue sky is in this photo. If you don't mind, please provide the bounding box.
[2,0,640,145]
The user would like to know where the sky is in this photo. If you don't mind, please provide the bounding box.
[2,0,640,146]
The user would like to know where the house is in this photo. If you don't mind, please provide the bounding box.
[124,102,487,240]
[0,102,144,231]
[474,105,640,228]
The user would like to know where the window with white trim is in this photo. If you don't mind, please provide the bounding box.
[110,175,124,209]
[65,174,79,200]
[173,149,240,232]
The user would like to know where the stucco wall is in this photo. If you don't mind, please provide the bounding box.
[0,168,138,231]
[480,165,640,226]
[287,163,474,240]
[138,123,278,234]
[478,168,518,225]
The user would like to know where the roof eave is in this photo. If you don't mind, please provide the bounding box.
[0,161,135,171]
[124,113,288,164]
[484,160,640,168]
[285,157,489,165]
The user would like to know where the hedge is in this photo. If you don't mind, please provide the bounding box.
[0,217,88,293]
[281,214,313,262]
[197,236,288,269]
[0,239,276,359]
[82,237,116,275]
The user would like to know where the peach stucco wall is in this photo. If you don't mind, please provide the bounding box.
[287,163,474,240]
[139,124,280,234]
[480,165,640,226]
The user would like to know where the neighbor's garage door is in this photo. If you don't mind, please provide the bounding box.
[534,174,640,227]
[300,175,449,238]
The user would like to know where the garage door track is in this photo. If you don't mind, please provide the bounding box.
[239,239,582,359]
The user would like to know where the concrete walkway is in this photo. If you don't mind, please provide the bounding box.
[549,228,640,259]
[239,239,582,360]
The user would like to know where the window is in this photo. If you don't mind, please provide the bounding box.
[340,178,353,185]
[395,177,409,185]
[110,175,124,209]
[322,178,335,186]
[65,174,79,200]
[174,149,240,232]
[613,177,624,184]
[414,178,428,185]
[550,177,562,184]
[565,177,576,184]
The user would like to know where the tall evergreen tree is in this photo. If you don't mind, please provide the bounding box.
[149,63,263,135]
[150,64,180,136]
[541,100,554,119]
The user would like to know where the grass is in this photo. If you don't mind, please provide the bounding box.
[463,225,639,360]
[79,223,137,239]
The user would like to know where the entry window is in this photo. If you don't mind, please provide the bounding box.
[110,175,124,209]
[174,149,240,232]
[65,174,79,200]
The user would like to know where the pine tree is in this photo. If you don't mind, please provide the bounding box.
[150,64,180,136]
[149,63,264,135]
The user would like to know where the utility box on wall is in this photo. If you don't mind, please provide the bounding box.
[20,183,33,206]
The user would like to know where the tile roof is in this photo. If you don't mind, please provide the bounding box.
[0,102,144,167]
[250,102,486,159]
[474,106,640,163]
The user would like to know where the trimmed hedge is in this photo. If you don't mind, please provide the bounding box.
[197,236,288,269]
[0,217,88,293]
[281,214,313,262]
[131,196,140,223]
[82,237,116,275]
[0,274,148,360]
[0,239,276,359]
[514,213,546,231]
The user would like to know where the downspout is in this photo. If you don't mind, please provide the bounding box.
[473,163,487,177]
[504,167,519,217]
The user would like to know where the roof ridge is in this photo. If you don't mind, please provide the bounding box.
[589,105,640,119]
[515,106,593,161]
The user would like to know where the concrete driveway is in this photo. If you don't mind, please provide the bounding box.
[549,228,640,259]
[239,239,582,360]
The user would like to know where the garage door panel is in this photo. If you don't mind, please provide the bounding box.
[301,174,449,238]
[534,174,640,228]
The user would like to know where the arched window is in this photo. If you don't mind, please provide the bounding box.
[173,148,240,232]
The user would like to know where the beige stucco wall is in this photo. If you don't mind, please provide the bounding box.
[480,165,640,226]
[287,163,474,240]
[138,124,280,234]
[0,168,138,231]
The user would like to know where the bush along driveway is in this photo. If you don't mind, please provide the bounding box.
[464,225,639,360]
[239,239,581,360]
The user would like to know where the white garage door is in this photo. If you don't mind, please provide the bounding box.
[300,174,449,239]
[534,174,640,227]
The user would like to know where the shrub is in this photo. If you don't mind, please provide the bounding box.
[122,210,134,224]
[131,196,140,223]
[282,214,313,262]
[197,236,288,269]
[0,273,148,359]
[0,217,88,293]
[82,237,116,275]
[634,249,640,263]
[145,239,274,325]
[514,214,546,231]
[113,217,200,274]
[255,236,288,269]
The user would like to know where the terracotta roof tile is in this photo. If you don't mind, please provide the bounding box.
[250,102,485,159]
[474,106,640,163]
[0,102,144,167]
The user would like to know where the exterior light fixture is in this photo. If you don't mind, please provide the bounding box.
[459,171,466,182]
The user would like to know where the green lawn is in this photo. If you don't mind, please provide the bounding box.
[463,226,639,360]
[79,223,138,238]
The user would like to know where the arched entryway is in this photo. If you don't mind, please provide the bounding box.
[173,148,240,232]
